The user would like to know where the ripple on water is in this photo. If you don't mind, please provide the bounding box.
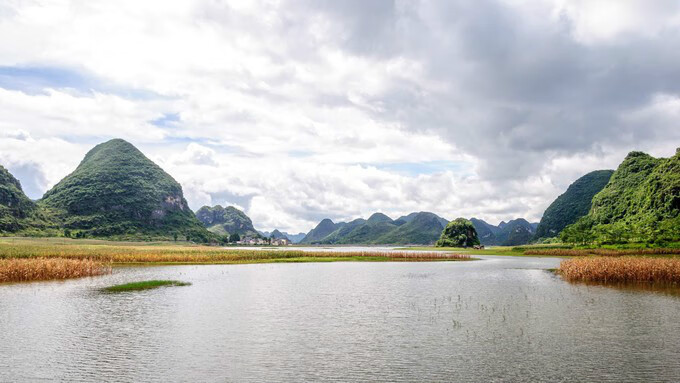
[0,258,679,382]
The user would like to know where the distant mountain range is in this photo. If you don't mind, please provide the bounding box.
[259,230,306,243]
[470,218,539,246]
[300,212,451,245]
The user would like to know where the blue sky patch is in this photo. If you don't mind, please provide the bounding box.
[0,65,161,100]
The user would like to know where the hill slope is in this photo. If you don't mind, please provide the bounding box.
[300,218,342,243]
[196,205,259,237]
[39,139,209,239]
[0,165,53,233]
[535,170,614,239]
[564,149,679,244]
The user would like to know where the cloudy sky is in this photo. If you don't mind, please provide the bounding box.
[1,0,679,233]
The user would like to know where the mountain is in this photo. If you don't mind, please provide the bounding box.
[39,139,210,240]
[301,212,449,245]
[268,229,289,240]
[259,230,306,243]
[535,170,614,239]
[397,212,448,227]
[470,218,538,246]
[377,212,448,245]
[563,149,679,244]
[0,165,52,233]
[196,205,259,237]
[494,218,537,246]
[470,218,501,244]
[300,218,341,243]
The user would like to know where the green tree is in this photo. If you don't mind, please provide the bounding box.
[560,217,595,245]
[229,233,241,243]
[436,218,480,248]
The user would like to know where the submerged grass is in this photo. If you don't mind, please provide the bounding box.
[103,280,191,292]
[0,258,111,283]
[558,256,680,283]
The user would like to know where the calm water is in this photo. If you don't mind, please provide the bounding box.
[2,255,680,382]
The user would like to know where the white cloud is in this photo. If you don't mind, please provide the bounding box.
[0,0,679,232]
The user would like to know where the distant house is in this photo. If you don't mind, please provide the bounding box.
[270,238,291,246]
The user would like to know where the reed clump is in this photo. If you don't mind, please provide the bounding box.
[524,248,680,257]
[558,256,680,283]
[0,258,111,283]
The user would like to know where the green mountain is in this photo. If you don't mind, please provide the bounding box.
[39,139,210,240]
[300,218,341,244]
[0,165,53,233]
[436,218,480,247]
[470,218,500,244]
[470,218,538,246]
[495,219,536,246]
[300,212,448,245]
[535,170,614,239]
[195,205,259,237]
[562,149,679,244]
[377,212,448,245]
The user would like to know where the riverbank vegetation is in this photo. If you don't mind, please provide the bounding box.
[0,258,111,283]
[558,256,680,283]
[0,238,472,282]
[103,280,191,292]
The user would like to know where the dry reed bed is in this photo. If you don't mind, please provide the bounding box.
[0,258,111,283]
[559,256,680,283]
[525,248,680,257]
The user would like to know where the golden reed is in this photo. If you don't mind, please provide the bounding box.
[559,256,680,283]
[0,258,111,283]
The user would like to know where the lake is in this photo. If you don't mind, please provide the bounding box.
[1,255,680,382]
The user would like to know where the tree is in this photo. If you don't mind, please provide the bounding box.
[229,233,241,243]
[436,218,480,248]
[560,217,595,245]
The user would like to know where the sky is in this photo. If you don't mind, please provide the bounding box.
[1,0,679,234]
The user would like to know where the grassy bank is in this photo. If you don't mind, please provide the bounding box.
[558,256,680,283]
[399,244,680,258]
[525,248,680,257]
[0,258,111,283]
